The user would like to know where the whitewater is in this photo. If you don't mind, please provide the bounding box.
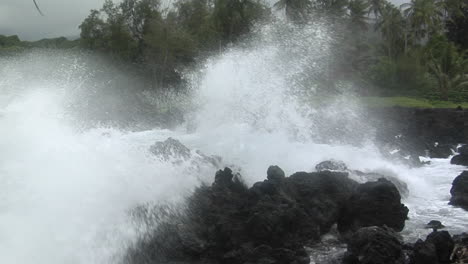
[0,22,467,264]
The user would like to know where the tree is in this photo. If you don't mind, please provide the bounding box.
[401,0,444,40]
[79,9,107,49]
[446,5,468,50]
[176,0,219,50]
[212,0,268,42]
[375,3,406,58]
[348,0,370,31]
[425,36,468,100]
[274,0,312,22]
[366,0,386,18]
[312,0,350,18]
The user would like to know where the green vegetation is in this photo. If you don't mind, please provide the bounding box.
[1,0,468,103]
[361,96,468,108]
[0,35,79,53]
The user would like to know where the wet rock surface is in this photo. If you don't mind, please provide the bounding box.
[449,171,468,210]
[342,226,405,264]
[315,160,409,197]
[338,178,409,234]
[149,137,223,169]
[124,165,409,264]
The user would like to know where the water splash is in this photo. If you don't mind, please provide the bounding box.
[0,21,466,264]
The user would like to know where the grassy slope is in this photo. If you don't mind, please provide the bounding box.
[361,96,468,108]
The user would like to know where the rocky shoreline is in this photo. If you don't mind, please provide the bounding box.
[122,164,467,264]
[121,105,468,264]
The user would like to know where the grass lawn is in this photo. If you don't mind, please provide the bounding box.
[360,97,468,108]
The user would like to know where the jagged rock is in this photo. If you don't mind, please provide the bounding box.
[149,137,222,168]
[451,233,468,263]
[351,170,409,198]
[449,171,468,210]
[425,220,445,231]
[451,155,468,166]
[412,239,439,264]
[338,178,409,233]
[267,165,285,181]
[124,166,411,264]
[410,231,454,264]
[426,231,454,264]
[458,145,468,156]
[315,160,348,172]
[150,137,191,162]
[343,226,405,264]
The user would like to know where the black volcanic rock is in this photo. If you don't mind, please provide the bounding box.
[315,160,348,172]
[458,145,468,155]
[343,226,405,264]
[426,231,454,264]
[411,239,439,264]
[410,231,455,264]
[124,167,409,264]
[450,155,468,166]
[338,178,409,233]
[449,171,468,209]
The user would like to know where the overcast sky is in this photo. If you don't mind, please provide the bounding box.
[0,0,408,41]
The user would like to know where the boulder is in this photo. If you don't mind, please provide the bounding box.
[149,137,222,168]
[410,231,454,264]
[450,155,468,166]
[451,233,468,263]
[351,170,409,198]
[449,171,468,209]
[150,137,191,162]
[425,220,445,232]
[425,231,454,264]
[124,167,409,264]
[267,165,285,181]
[315,160,348,172]
[458,145,468,156]
[338,178,409,233]
[411,239,439,264]
[343,226,405,264]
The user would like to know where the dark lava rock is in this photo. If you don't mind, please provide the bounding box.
[125,167,367,264]
[343,226,405,264]
[450,155,468,166]
[338,178,409,233]
[451,233,468,263]
[458,145,468,156]
[410,231,454,264]
[426,231,454,264]
[150,137,192,161]
[149,137,222,168]
[266,165,285,181]
[425,220,445,231]
[352,170,409,198]
[124,164,413,264]
[449,171,468,209]
[315,160,348,172]
[411,239,439,264]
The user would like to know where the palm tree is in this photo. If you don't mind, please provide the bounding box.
[274,0,312,22]
[426,37,468,100]
[401,0,444,40]
[348,0,370,30]
[312,0,349,18]
[366,0,386,18]
[375,3,406,58]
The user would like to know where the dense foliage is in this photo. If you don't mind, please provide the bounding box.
[1,0,467,100]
